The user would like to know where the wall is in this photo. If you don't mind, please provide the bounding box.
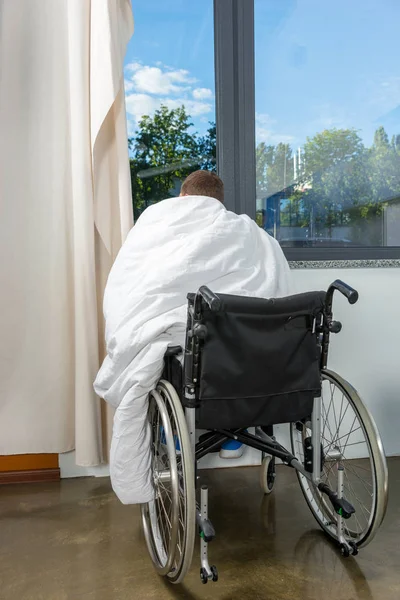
[290,267,400,457]
[59,451,110,478]
[59,266,400,478]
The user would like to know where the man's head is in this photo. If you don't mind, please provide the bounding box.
[180,170,224,203]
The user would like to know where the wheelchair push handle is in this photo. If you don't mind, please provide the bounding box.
[327,280,359,307]
[198,286,222,312]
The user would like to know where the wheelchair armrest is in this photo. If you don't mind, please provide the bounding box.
[165,345,182,358]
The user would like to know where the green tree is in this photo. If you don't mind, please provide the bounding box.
[256,142,274,198]
[129,109,400,244]
[129,105,204,219]
[299,128,371,237]
[269,143,295,196]
[256,142,294,199]
[369,126,400,202]
[391,134,400,153]
[295,126,400,243]
[373,125,389,150]
[302,128,364,176]
[197,122,217,172]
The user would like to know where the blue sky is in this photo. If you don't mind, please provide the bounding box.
[124,0,400,149]
[124,0,215,137]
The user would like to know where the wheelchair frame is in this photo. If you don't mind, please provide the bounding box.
[182,281,359,579]
[142,281,388,584]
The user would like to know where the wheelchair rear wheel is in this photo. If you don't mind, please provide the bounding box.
[290,370,388,548]
[141,381,196,584]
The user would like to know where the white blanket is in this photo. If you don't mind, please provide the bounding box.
[94,195,291,504]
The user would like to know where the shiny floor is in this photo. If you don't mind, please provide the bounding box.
[0,459,399,600]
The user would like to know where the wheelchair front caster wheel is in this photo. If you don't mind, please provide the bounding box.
[200,568,208,584]
[260,456,275,495]
[349,542,358,556]
[211,565,218,582]
[340,544,350,557]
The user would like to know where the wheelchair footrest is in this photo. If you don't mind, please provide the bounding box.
[198,486,218,582]
[197,512,216,542]
[318,483,356,519]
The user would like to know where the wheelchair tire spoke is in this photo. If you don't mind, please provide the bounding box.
[142,382,196,583]
[290,371,386,548]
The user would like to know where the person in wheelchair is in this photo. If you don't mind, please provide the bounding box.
[94,170,387,585]
[94,169,291,501]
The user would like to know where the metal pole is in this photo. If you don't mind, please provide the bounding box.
[312,397,322,483]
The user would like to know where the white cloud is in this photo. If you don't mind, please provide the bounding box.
[125,93,160,124]
[125,93,211,133]
[124,80,135,92]
[164,98,211,116]
[125,63,196,95]
[125,62,142,74]
[256,113,295,145]
[192,87,213,100]
[257,130,296,145]
[124,61,213,127]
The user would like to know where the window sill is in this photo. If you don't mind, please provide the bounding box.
[284,246,400,264]
[289,259,400,269]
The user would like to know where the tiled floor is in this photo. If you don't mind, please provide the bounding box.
[1,458,399,600]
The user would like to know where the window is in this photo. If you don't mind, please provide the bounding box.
[255,0,400,257]
[125,0,400,259]
[124,0,215,219]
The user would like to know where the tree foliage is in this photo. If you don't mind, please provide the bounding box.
[255,126,400,243]
[128,105,400,244]
[129,105,216,220]
[197,122,217,172]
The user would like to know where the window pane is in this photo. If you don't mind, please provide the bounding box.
[124,1,215,220]
[255,0,400,248]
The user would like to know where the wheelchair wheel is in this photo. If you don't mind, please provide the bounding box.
[290,370,388,548]
[141,381,196,584]
[260,455,275,495]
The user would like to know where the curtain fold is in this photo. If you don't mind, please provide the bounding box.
[0,0,133,466]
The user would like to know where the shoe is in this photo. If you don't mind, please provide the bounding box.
[219,438,244,459]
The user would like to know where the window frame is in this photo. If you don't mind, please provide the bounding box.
[213,0,400,261]
[213,0,256,219]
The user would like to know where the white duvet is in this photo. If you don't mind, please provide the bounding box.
[94,195,291,504]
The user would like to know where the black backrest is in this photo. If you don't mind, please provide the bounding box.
[198,291,326,403]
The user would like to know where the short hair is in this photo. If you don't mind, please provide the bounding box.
[180,170,224,203]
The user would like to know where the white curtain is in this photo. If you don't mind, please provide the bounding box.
[0,0,134,465]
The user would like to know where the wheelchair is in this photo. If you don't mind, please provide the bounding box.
[141,281,388,584]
